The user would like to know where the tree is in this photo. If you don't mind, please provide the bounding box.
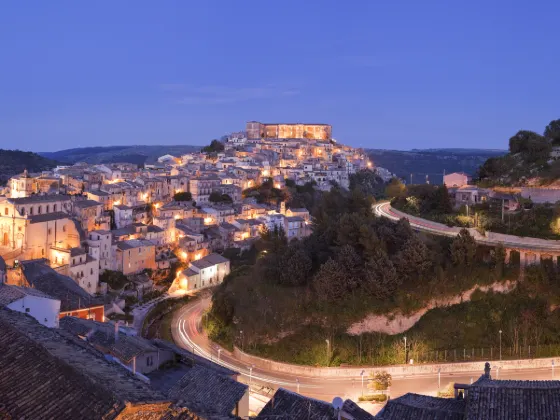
[433,184,452,214]
[202,139,225,153]
[209,191,223,203]
[508,130,550,162]
[392,236,432,282]
[544,119,560,142]
[277,245,313,286]
[364,248,399,298]
[369,371,392,390]
[313,258,348,301]
[209,191,232,203]
[174,191,192,201]
[349,170,385,198]
[450,229,477,266]
[333,244,363,293]
[385,177,407,198]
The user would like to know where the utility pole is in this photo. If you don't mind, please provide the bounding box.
[403,336,407,364]
[499,330,503,360]
[360,370,365,396]
[501,199,505,223]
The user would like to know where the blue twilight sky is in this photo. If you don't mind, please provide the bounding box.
[1,1,559,152]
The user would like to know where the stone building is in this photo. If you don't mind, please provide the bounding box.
[247,121,332,140]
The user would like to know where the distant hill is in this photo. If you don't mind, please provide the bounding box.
[39,145,201,165]
[367,148,507,184]
[0,149,58,185]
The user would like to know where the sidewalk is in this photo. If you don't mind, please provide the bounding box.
[131,294,169,333]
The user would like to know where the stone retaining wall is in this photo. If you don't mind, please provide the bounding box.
[233,346,560,378]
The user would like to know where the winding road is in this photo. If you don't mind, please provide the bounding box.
[373,201,560,254]
[171,298,560,404]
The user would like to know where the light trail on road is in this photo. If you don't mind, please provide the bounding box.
[171,297,560,403]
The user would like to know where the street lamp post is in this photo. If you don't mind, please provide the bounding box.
[217,348,222,362]
[248,365,254,392]
[360,370,365,396]
[296,378,300,393]
[438,368,441,390]
[404,336,407,364]
[240,330,244,352]
[325,339,330,366]
[553,360,555,379]
[499,330,502,361]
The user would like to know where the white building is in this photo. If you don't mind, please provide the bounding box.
[114,205,133,229]
[87,230,113,271]
[444,172,472,188]
[67,248,100,295]
[176,253,230,292]
[0,284,61,328]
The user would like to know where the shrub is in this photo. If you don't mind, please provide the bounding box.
[369,371,392,390]
[100,270,129,290]
[437,382,456,398]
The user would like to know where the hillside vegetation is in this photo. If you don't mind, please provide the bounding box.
[0,149,58,185]
[478,118,560,186]
[207,179,515,366]
[39,145,200,165]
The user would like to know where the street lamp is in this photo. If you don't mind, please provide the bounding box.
[438,368,441,390]
[240,330,244,352]
[403,336,407,364]
[325,339,330,366]
[360,370,365,396]
[499,330,503,361]
[553,360,555,379]
[248,364,255,392]
[296,378,300,393]
[217,348,222,362]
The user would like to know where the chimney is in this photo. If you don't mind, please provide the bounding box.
[484,362,491,379]
[114,321,119,342]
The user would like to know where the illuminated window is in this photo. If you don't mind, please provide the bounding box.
[4,208,7,215]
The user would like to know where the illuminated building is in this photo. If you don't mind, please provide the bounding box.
[246,121,332,140]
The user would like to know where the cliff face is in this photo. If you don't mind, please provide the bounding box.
[347,280,516,335]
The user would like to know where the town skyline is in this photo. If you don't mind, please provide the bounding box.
[3,1,560,151]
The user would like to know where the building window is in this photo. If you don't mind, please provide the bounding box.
[62,225,66,232]
[29,207,33,215]
[38,206,42,214]
[48,228,52,235]
[90,268,93,275]
[46,205,50,213]
[53,204,57,211]
[4,208,7,215]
